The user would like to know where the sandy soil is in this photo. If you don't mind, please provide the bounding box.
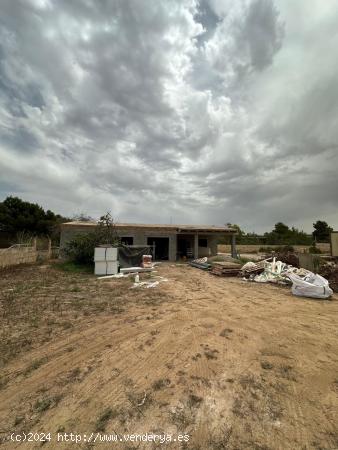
[0,263,338,449]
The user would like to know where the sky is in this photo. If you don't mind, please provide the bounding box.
[0,0,337,233]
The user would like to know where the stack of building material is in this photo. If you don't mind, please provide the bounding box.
[210,262,241,277]
[240,261,265,278]
[120,267,153,274]
[94,247,118,276]
[142,254,153,268]
[189,257,211,270]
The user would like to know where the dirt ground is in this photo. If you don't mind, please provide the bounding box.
[0,263,338,450]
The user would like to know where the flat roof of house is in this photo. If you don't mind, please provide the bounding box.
[61,221,236,233]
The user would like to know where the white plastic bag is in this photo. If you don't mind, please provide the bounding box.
[287,272,333,299]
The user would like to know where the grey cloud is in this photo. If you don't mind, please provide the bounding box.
[0,0,337,233]
[245,0,284,70]
[0,127,39,152]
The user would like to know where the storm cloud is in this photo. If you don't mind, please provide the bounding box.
[0,0,337,232]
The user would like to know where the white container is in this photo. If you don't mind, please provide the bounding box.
[95,261,119,276]
[94,247,118,261]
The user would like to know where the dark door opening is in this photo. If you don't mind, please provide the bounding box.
[147,237,169,260]
[177,235,194,259]
[121,236,134,245]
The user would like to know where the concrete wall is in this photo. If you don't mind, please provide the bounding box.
[331,232,338,257]
[218,243,331,254]
[60,225,228,261]
[60,226,92,250]
[60,226,179,261]
[0,245,37,269]
[208,236,219,255]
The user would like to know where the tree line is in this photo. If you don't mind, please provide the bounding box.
[0,196,68,246]
[225,221,333,245]
[0,196,334,247]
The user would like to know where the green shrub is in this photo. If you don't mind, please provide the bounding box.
[309,246,321,254]
[64,233,98,264]
[64,213,120,264]
[259,246,274,253]
[259,245,294,253]
[279,245,294,253]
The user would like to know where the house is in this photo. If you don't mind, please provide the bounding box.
[60,222,237,261]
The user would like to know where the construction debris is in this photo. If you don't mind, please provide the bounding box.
[130,276,168,289]
[120,267,154,274]
[189,257,211,270]
[254,260,290,284]
[241,257,333,299]
[142,254,153,268]
[319,264,338,292]
[288,272,333,299]
[240,261,265,276]
[98,273,127,279]
[131,281,159,289]
[210,262,242,277]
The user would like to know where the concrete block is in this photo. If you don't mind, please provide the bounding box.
[95,261,118,276]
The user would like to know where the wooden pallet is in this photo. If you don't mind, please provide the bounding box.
[210,266,241,277]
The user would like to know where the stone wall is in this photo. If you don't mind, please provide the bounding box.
[0,244,37,269]
[218,243,331,254]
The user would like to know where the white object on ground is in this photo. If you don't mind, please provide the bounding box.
[94,260,119,276]
[131,281,160,289]
[241,257,333,299]
[152,276,168,281]
[241,261,259,271]
[120,267,154,273]
[254,258,288,283]
[135,273,140,283]
[98,273,126,279]
[287,272,333,299]
[193,257,208,263]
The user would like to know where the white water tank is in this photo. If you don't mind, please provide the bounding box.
[94,247,118,275]
[94,247,118,261]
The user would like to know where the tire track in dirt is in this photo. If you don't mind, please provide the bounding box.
[40,310,197,432]
[1,264,338,450]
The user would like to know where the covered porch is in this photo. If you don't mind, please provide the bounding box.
[176,231,237,260]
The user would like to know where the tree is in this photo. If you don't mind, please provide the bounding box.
[71,213,95,222]
[222,223,244,244]
[64,212,119,264]
[0,196,67,241]
[226,223,243,236]
[312,221,333,243]
[97,212,119,244]
[273,222,289,235]
[264,222,311,245]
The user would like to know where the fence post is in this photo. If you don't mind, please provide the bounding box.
[33,237,37,250]
[47,237,52,259]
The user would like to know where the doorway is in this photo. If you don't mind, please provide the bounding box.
[147,237,169,260]
[177,235,194,259]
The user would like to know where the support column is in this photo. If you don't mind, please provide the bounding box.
[47,237,52,259]
[231,234,237,259]
[169,234,177,261]
[194,233,199,259]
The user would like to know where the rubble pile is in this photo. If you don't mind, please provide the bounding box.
[319,264,338,292]
[241,257,333,299]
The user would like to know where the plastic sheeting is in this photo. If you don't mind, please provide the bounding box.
[118,246,153,268]
[287,272,333,299]
[241,257,333,299]
[254,260,289,283]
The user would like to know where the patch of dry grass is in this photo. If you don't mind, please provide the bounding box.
[0,265,170,368]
